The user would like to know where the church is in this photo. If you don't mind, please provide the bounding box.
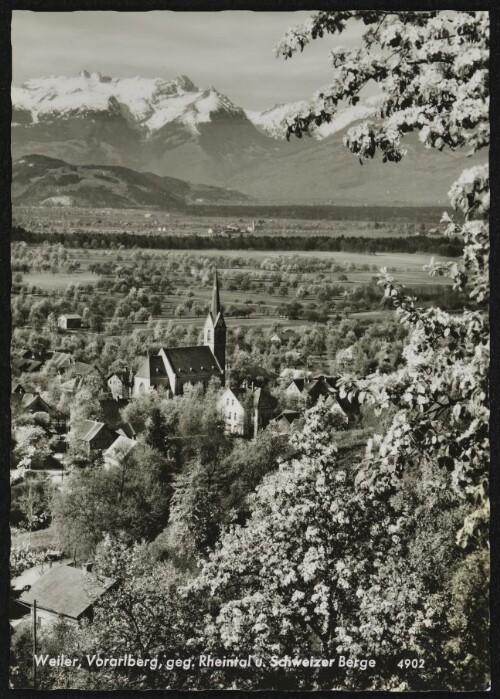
[133,271,226,397]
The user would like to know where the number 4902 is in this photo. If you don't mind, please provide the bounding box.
[397,658,425,669]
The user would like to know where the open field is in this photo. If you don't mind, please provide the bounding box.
[13,204,441,239]
[11,524,58,552]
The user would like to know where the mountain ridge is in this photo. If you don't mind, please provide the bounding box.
[12,71,484,206]
[11,154,250,208]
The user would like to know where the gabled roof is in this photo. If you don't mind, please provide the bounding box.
[104,435,137,461]
[59,314,82,320]
[106,369,132,385]
[239,364,278,381]
[270,329,297,342]
[161,346,222,377]
[253,387,278,411]
[135,355,168,380]
[11,383,26,394]
[12,357,43,372]
[116,421,144,439]
[21,392,50,410]
[222,386,277,411]
[274,410,303,425]
[19,565,115,619]
[72,361,95,376]
[73,420,107,442]
[49,352,73,369]
[288,378,307,392]
[61,376,84,393]
[11,392,52,413]
[12,348,32,359]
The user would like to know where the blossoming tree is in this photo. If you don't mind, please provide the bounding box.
[192,10,490,691]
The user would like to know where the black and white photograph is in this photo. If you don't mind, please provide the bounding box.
[6,5,492,692]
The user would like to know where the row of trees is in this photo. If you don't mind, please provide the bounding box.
[12,226,463,256]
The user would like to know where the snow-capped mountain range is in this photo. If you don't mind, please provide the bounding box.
[12,72,243,134]
[12,71,480,205]
[12,70,378,139]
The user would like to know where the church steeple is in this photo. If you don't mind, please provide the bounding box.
[204,270,226,381]
[211,269,221,319]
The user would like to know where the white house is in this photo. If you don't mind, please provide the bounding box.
[57,314,82,330]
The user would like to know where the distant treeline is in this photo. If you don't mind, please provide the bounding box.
[188,203,452,223]
[12,226,463,257]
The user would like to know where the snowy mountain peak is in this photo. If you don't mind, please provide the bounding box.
[246,97,382,141]
[12,71,240,133]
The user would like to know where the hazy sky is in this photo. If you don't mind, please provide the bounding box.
[12,11,364,110]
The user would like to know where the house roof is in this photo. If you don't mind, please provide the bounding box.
[270,329,297,342]
[161,346,222,377]
[12,358,43,372]
[73,420,107,442]
[59,314,82,320]
[104,435,137,461]
[135,355,168,380]
[60,376,84,393]
[11,392,52,413]
[274,410,303,425]
[223,386,277,411]
[106,370,132,385]
[288,378,307,392]
[21,393,50,410]
[72,361,95,376]
[12,348,32,358]
[253,387,278,411]
[49,352,73,369]
[11,383,26,394]
[19,565,115,619]
[239,364,278,381]
[116,421,144,439]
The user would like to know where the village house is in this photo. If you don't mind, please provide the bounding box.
[218,385,278,437]
[270,409,305,434]
[60,375,85,395]
[106,368,133,400]
[284,375,360,418]
[133,271,226,397]
[47,351,74,373]
[71,420,117,456]
[269,329,298,347]
[11,383,27,395]
[11,391,66,431]
[19,565,115,627]
[57,313,82,330]
[11,356,43,374]
[103,435,137,469]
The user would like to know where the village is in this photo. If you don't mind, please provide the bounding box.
[10,270,369,632]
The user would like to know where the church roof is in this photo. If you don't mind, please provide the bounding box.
[161,346,222,377]
[135,356,168,380]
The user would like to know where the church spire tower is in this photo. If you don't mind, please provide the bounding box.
[204,270,226,380]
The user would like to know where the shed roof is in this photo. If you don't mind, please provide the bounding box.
[19,565,115,619]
